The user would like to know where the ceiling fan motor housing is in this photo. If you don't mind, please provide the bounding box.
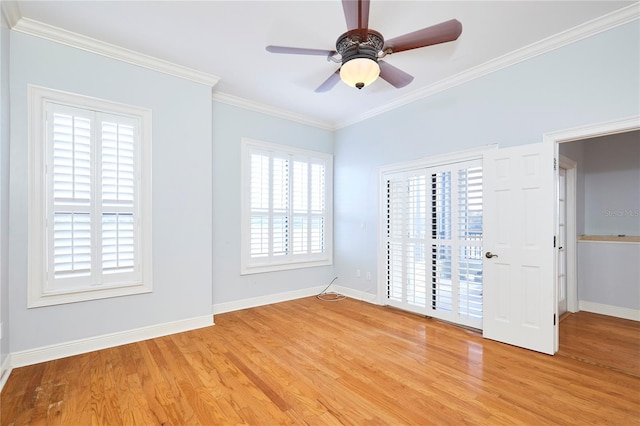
[337,30,384,88]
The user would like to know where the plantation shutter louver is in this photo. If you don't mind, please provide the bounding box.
[101,121,136,273]
[250,153,271,258]
[243,140,332,274]
[309,163,325,254]
[385,159,483,329]
[46,103,141,290]
[272,156,290,257]
[457,166,483,320]
[292,160,309,255]
[51,111,92,278]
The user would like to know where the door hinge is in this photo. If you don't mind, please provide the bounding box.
[554,158,557,171]
[554,314,557,326]
[553,236,556,248]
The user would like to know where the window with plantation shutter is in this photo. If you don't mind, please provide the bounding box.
[383,158,483,329]
[28,86,152,307]
[241,139,333,274]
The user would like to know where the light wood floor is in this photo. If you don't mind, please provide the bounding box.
[558,310,640,377]
[2,297,639,425]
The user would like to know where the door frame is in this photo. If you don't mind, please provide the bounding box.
[558,154,577,314]
[543,115,640,353]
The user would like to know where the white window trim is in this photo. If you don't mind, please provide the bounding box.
[379,145,497,175]
[27,85,153,307]
[241,138,333,275]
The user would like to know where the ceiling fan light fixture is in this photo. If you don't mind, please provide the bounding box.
[340,57,380,89]
[336,30,384,90]
[266,2,463,93]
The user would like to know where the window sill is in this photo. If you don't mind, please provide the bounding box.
[240,259,332,275]
[28,281,152,308]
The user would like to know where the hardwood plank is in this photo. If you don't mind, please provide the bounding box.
[2,297,639,425]
[559,311,640,377]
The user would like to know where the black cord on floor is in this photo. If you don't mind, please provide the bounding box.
[316,277,345,302]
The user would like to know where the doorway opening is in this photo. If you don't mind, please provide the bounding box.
[545,116,640,356]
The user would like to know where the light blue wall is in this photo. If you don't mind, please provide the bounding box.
[561,131,640,237]
[211,101,335,306]
[0,10,10,366]
[4,15,640,355]
[582,131,640,236]
[9,32,213,352]
[578,241,640,309]
[334,20,640,298]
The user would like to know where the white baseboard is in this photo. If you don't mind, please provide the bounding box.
[579,301,640,321]
[10,314,214,369]
[7,284,376,375]
[213,286,326,314]
[0,355,12,393]
[332,285,379,304]
[212,285,381,315]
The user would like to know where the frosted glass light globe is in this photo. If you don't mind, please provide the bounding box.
[340,58,380,89]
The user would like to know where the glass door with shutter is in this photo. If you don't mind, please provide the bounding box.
[384,160,483,330]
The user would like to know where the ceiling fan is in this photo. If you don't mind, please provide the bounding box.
[266,0,462,92]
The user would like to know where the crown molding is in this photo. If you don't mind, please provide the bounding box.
[11,17,220,88]
[335,3,640,129]
[214,3,639,131]
[212,92,335,131]
[7,14,332,129]
[8,3,638,129]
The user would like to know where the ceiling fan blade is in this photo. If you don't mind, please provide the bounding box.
[383,19,462,54]
[378,61,414,89]
[266,45,336,56]
[315,70,341,93]
[342,0,370,39]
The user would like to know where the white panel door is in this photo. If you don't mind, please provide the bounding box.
[482,143,555,355]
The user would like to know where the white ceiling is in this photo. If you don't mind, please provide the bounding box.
[10,1,638,128]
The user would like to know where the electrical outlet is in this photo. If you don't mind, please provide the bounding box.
[0,322,3,340]
[366,271,372,281]
[356,269,361,278]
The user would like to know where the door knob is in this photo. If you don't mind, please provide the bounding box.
[485,251,499,259]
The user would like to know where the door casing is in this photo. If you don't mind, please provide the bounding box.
[558,155,577,315]
[544,116,640,353]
